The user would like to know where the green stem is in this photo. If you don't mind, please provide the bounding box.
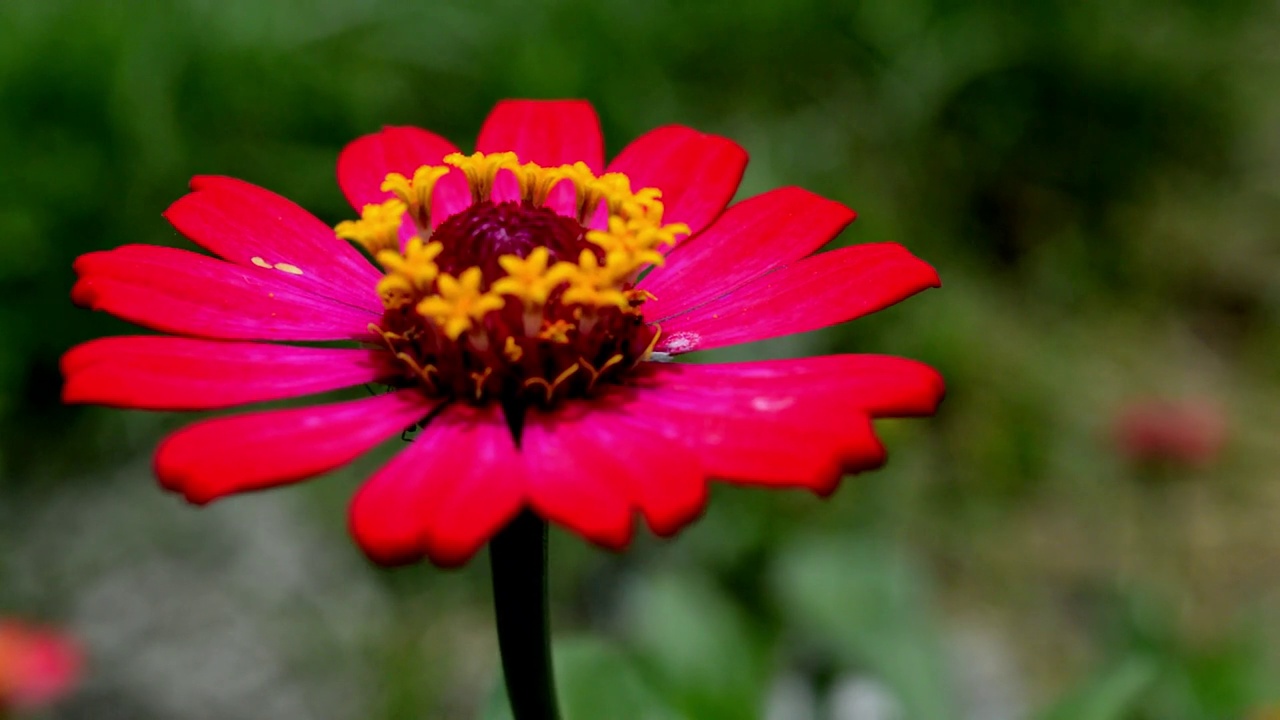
[490,510,560,720]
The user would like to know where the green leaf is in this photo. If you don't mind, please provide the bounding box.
[483,637,686,720]
[769,535,957,720]
[620,572,770,720]
[1036,658,1158,720]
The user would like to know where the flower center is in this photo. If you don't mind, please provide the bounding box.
[430,200,587,279]
[335,152,689,409]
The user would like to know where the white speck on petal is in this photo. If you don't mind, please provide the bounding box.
[663,331,700,353]
[273,263,304,276]
[752,396,795,412]
[250,256,272,268]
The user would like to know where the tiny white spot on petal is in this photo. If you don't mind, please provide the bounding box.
[663,330,700,354]
[752,396,795,412]
[250,256,272,268]
[274,263,304,275]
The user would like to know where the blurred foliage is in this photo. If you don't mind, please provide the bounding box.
[4,0,1280,718]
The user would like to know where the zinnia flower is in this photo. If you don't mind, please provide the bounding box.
[1114,397,1227,469]
[63,100,944,567]
[0,620,81,711]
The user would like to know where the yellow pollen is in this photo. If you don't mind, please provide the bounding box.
[538,319,574,343]
[335,198,407,255]
[503,336,524,361]
[250,256,272,268]
[416,266,505,340]
[273,262,304,275]
[382,166,451,229]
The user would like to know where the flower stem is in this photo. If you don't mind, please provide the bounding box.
[490,510,560,720]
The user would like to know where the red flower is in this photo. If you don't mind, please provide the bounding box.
[0,621,81,711]
[63,100,943,567]
[1114,397,1227,469]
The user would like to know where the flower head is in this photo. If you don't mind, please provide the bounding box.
[1114,397,1227,470]
[63,100,944,567]
[0,620,81,711]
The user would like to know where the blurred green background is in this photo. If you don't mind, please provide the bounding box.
[3,0,1280,718]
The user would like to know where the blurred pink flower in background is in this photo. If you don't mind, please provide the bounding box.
[0,620,81,712]
[1113,398,1228,469]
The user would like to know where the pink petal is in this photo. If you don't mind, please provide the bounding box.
[644,355,945,418]
[531,401,708,537]
[164,176,384,312]
[616,379,887,495]
[155,389,438,505]
[607,125,748,237]
[336,126,470,221]
[348,403,525,567]
[653,243,941,354]
[476,100,604,173]
[72,245,381,342]
[641,187,855,319]
[61,336,396,411]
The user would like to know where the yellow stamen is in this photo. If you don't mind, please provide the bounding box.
[381,166,451,229]
[445,151,517,202]
[335,198,406,255]
[523,363,580,404]
[394,352,439,393]
[581,353,624,391]
[503,336,524,361]
[470,368,493,400]
[504,160,565,206]
[639,325,663,363]
[416,267,505,340]
[538,319,574,343]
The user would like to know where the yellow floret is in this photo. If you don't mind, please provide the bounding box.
[491,248,574,306]
[445,151,518,203]
[416,266,505,340]
[375,239,444,309]
[335,198,406,254]
[381,166,451,229]
[558,250,631,310]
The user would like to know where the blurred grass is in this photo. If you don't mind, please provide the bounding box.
[4,0,1280,718]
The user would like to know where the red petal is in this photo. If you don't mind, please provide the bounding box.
[72,245,380,342]
[61,336,395,411]
[645,355,945,418]
[519,408,637,550]
[155,389,437,505]
[532,401,709,537]
[654,243,940,354]
[641,187,855,319]
[0,622,82,709]
[348,403,524,567]
[607,125,748,237]
[336,126,470,221]
[616,379,887,494]
[164,176,384,312]
[476,100,604,173]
